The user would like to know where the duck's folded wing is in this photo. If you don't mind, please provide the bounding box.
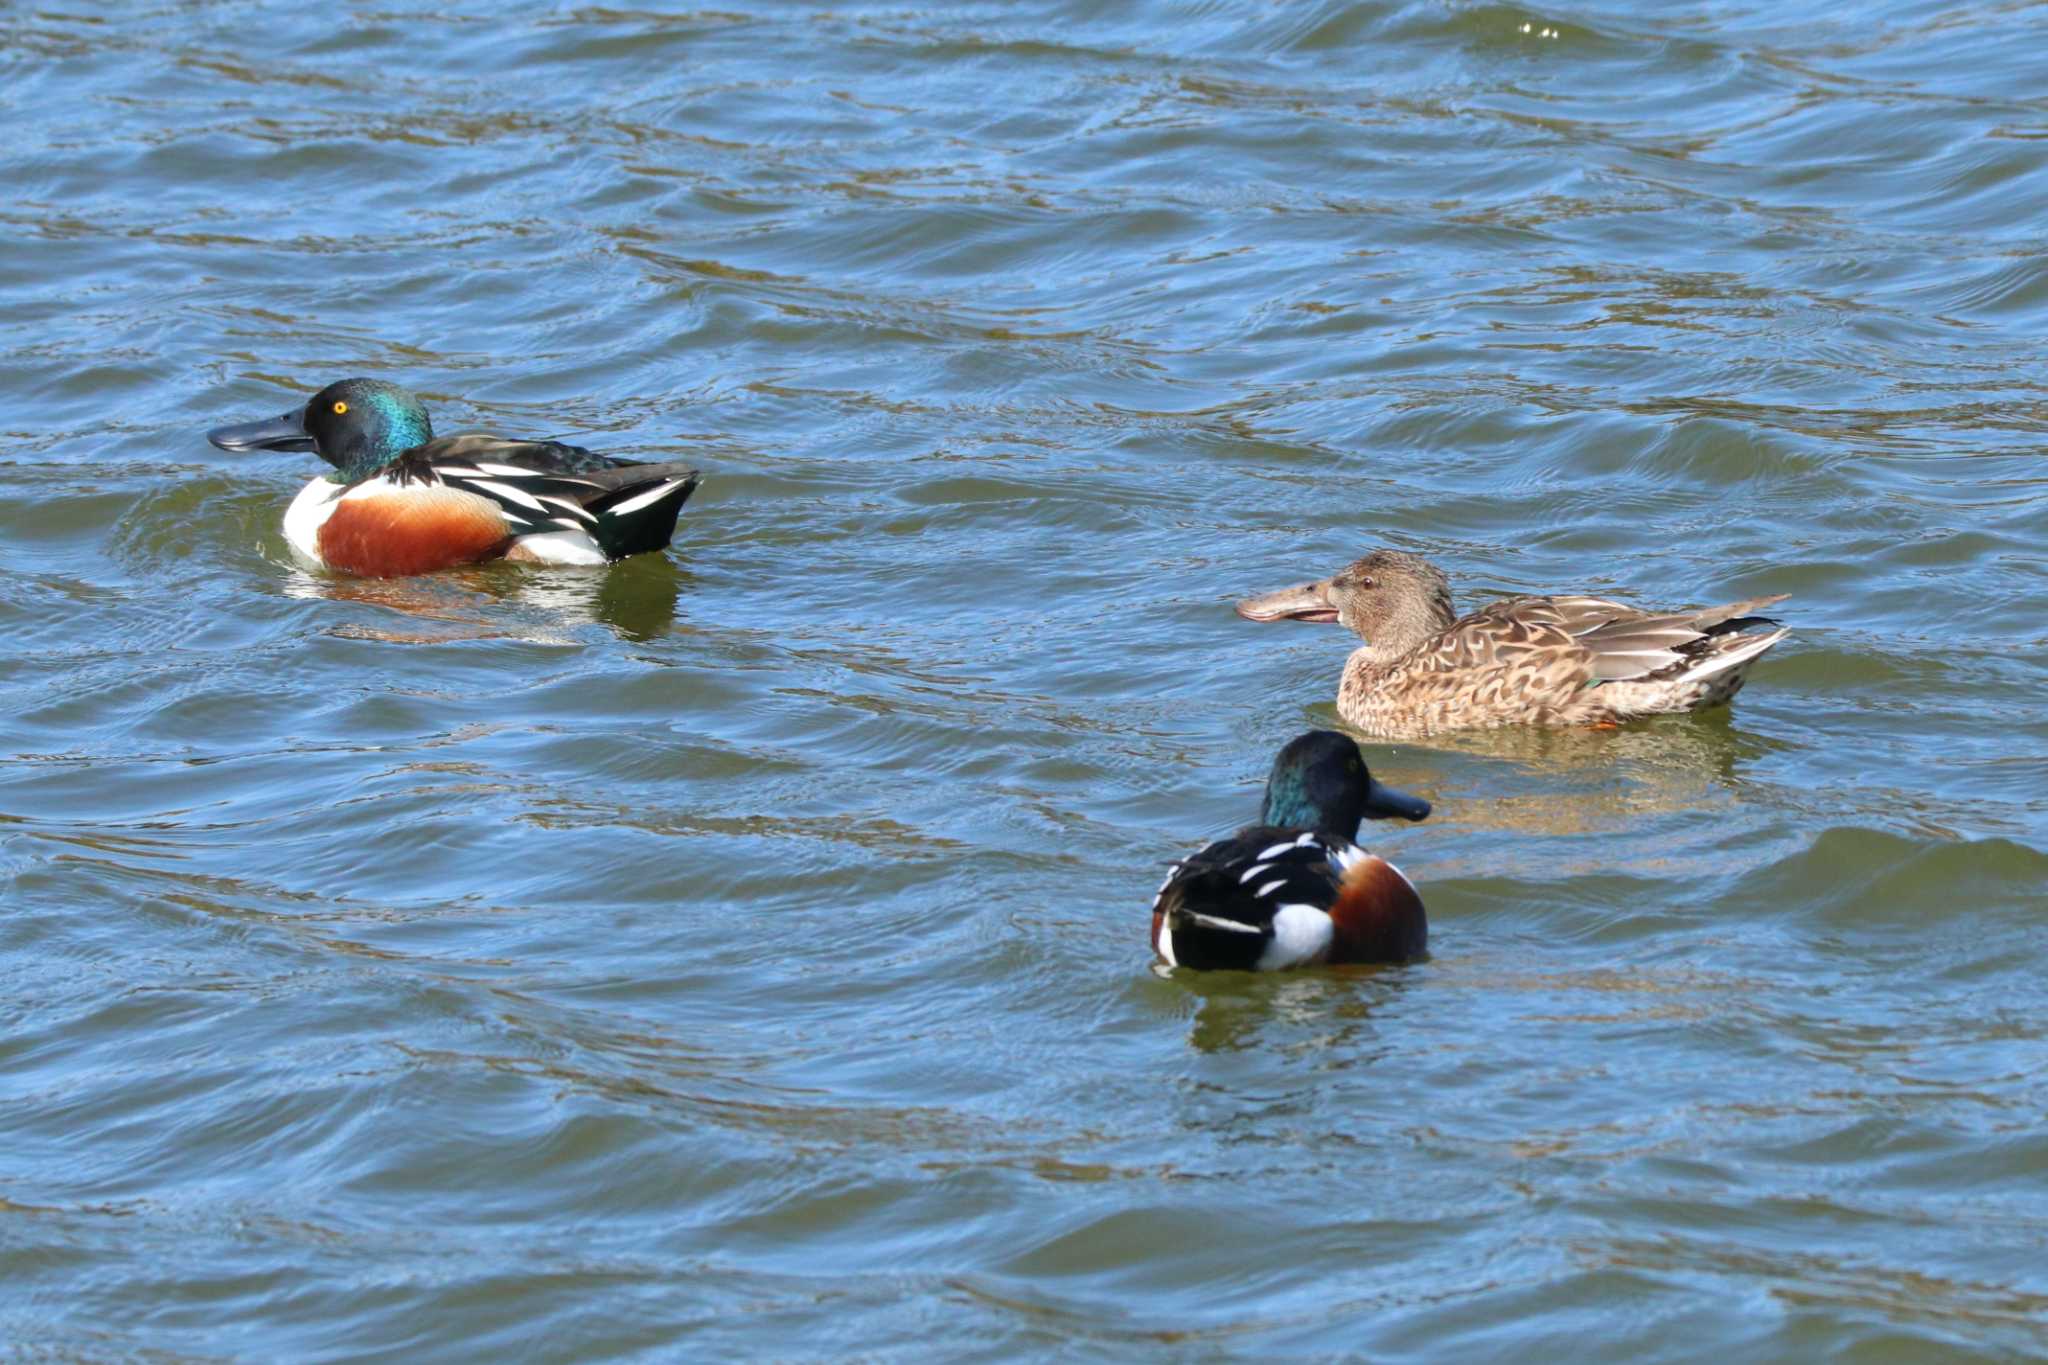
[394,436,701,560]
[1571,594,1790,683]
[1153,830,1357,971]
[1447,593,1788,684]
[1421,595,1595,672]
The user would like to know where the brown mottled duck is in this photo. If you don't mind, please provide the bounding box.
[1237,549,1790,738]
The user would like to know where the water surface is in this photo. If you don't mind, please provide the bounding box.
[4,0,2048,1357]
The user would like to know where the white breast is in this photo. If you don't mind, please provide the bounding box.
[281,475,346,565]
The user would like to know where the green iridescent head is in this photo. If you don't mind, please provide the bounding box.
[208,377,434,481]
[1258,730,1432,837]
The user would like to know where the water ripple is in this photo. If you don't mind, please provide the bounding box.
[4,0,2048,1357]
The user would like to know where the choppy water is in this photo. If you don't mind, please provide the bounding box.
[5,1,2048,1357]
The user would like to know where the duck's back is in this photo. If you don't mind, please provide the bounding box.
[1152,826,1351,971]
[409,434,702,562]
[408,433,634,477]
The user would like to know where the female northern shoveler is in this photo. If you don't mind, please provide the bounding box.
[1152,730,1431,971]
[207,378,701,578]
[1236,549,1790,739]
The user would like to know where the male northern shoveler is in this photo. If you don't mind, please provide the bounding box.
[1236,549,1790,739]
[207,378,701,578]
[1152,730,1431,971]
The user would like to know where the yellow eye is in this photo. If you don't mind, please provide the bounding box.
[332,401,348,415]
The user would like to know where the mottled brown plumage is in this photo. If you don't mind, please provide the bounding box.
[1236,550,1790,738]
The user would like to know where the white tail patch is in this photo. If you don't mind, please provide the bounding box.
[1255,904,1333,970]
[505,530,606,566]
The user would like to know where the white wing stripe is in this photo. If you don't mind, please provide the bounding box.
[536,494,598,522]
[606,479,686,517]
[1182,911,1262,935]
[465,479,549,513]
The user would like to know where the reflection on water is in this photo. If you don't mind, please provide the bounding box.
[1168,966,1409,1055]
[281,558,684,644]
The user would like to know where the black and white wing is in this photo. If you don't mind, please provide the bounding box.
[1152,827,1361,971]
[395,435,702,562]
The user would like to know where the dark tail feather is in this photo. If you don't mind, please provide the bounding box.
[1157,869,1275,971]
[1693,593,1789,636]
[586,466,701,561]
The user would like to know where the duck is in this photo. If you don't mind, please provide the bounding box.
[1236,549,1790,738]
[207,378,701,578]
[1152,730,1431,971]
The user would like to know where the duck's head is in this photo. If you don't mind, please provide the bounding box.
[1260,729,1430,838]
[1236,549,1455,655]
[208,379,433,481]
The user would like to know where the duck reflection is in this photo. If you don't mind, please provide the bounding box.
[1411,709,1779,776]
[1300,705,1788,842]
[1162,964,1411,1055]
[279,555,685,644]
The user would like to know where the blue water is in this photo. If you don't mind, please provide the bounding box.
[4,1,2048,1357]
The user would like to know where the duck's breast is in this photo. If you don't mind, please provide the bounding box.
[310,475,514,578]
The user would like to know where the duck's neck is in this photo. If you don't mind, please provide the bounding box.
[1338,642,1426,733]
[1340,635,1427,701]
[1360,590,1456,662]
[1339,645,1388,710]
[1259,780,1353,841]
[1350,637,1415,669]
[329,455,395,484]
